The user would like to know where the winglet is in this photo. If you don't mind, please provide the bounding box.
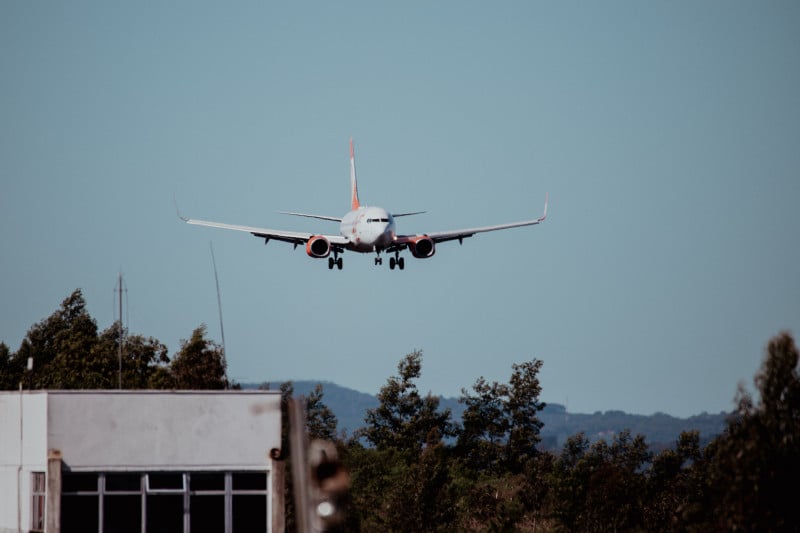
[173,194,189,222]
[539,193,549,222]
[350,137,360,210]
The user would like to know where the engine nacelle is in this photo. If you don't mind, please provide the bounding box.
[408,236,436,259]
[306,235,331,258]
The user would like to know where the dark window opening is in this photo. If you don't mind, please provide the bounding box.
[61,495,99,533]
[63,473,98,493]
[233,472,266,491]
[106,473,142,492]
[147,472,185,492]
[60,470,268,533]
[191,472,225,492]
[104,495,141,533]
[146,494,183,533]
[233,494,267,532]
[191,495,225,533]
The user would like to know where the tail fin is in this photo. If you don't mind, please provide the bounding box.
[350,137,360,210]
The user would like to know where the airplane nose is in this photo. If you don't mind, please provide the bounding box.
[377,224,392,246]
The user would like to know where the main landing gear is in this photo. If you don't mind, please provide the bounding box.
[328,251,343,270]
[389,251,404,271]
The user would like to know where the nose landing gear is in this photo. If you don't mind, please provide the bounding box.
[370,250,406,270]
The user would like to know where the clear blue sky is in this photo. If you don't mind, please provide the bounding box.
[2,1,798,417]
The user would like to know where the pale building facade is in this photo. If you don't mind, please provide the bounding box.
[0,391,284,533]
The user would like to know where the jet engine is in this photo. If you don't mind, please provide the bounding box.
[306,235,331,258]
[408,236,436,259]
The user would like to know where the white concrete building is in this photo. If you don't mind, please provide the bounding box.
[0,390,284,533]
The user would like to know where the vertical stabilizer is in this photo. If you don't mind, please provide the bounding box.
[350,137,360,210]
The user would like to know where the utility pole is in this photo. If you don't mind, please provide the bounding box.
[118,273,124,390]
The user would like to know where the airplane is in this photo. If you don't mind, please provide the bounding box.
[178,139,547,270]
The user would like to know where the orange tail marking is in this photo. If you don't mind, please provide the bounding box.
[350,137,360,210]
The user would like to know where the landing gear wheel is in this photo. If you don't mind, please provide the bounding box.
[389,257,396,270]
[328,257,334,270]
[375,256,382,266]
[337,257,343,270]
[398,257,405,270]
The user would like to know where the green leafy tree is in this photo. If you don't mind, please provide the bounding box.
[3,290,174,391]
[701,332,800,530]
[348,351,457,531]
[170,325,228,389]
[585,430,651,532]
[359,350,456,456]
[458,359,546,475]
[342,445,407,531]
[393,438,456,532]
[93,322,171,389]
[506,360,547,469]
[644,430,702,529]
[547,432,592,531]
[458,377,510,474]
[14,289,108,388]
[344,436,455,532]
[0,342,24,389]
[547,430,651,532]
[304,383,339,441]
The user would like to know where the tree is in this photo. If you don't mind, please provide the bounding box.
[458,377,510,474]
[170,325,228,389]
[359,351,456,456]
[0,342,24,389]
[584,430,651,532]
[93,322,171,389]
[546,429,652,532]
[645,430,703,529]
[547,432,592,531]
[702,332,800,530]
[14,289,107,389]
[457,359,546,475]
[505,360,546,470]
[348,352,457,531]
[303,383,339,441]
[3,290,176,391]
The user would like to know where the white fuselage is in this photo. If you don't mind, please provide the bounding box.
[339,206,396,253]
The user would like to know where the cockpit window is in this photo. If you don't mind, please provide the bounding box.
[367,218,390,223]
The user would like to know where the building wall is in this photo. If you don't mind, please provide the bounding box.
[0,391,283,533]
[0,393,48,533]
[45,391,281,471]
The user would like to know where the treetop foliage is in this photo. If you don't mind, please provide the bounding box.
[2,290,798,530]
[358,350,457,457]
[1,289,230,391]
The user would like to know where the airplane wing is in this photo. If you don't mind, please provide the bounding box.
[395,194,548,245]
[179,214,349,247]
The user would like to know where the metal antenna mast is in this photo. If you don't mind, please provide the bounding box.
[117,273,125,389]
[210,242,228,387]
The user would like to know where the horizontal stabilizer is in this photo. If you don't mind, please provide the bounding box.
[392,210,427,217]
[279,211,342,222]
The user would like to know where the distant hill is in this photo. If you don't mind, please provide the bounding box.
[243,381,728,451]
